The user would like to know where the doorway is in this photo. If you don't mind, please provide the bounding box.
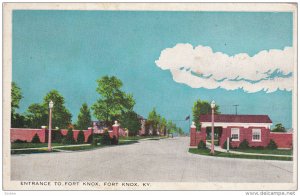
[206,126,223,146]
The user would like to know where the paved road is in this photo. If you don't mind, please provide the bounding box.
[11,137,293,182]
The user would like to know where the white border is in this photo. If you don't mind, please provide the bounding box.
[2,2,297,191]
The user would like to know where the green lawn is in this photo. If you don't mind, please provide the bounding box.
[11,143,62,149]
[231,148,292,155]
[189,148,292,161]
[11,136,161,154]
[11,149,60,154]
[11,140,139,154]
[119,136,140,141]
[118,140,139,145]
[147,138,160,141]
[55,144,97,151]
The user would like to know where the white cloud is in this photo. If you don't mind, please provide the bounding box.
[155,43,294,93]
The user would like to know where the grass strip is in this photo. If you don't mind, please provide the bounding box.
[189,148,292,161]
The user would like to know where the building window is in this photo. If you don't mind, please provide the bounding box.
[231,128,239,141]
[252,129,261,141]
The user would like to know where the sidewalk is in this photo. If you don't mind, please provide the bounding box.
[12,137,168,151]
[206,142,292,158]
[11,144,91,151]
[119,136,169,142]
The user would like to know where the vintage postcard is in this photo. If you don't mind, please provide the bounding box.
[2,3,298,191]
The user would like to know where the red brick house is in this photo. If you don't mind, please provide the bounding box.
[190,114,293,149]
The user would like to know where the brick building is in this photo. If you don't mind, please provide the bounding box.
[190,114,293,149]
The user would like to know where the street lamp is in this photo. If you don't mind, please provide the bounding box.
[48,100,54,151]
[211,100,216,155]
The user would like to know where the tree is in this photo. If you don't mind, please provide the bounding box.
[11,82,23,115]
[75,103,92,130]
[42,90,72,129]
[159,117,167,136]
[119,111,141,136]
[166,120,177,134]
[272,123,286,132]
[166,120,183,136]
[26,103,48,128]
[147,108,161,135]
[163,119,186,136]
[11,82,24,127]
[92,76,135,127]
[192,99,220,131]
[177,127,184,135]
[24,90,72,129]
[63,128,76,144]
[77,130,85,144]
[11,113,26,128]
[31,133,41,143]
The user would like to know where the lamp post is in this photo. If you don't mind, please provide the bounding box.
[48,100,54,151]
[211,100,216,155]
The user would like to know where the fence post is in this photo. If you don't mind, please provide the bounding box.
[227,137,229,152]
[190,122,196,146]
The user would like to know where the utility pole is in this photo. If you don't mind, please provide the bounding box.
[233,104,239,115]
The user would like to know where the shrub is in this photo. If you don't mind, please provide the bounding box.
[13,139,27,143]
[111,136,118,145]
[197,140,206,149]
[102,131,111,145]
[87,134,93,143]
[77,130,85,144]
[31,133,41,143]
[267,139,277,150]
[92,138,100,146]
[62,128,76,145]
[52,130,63,143]
[222,140,232,149]
[239,139,249,149]
[251,146,264,150]
[97,135,104,144]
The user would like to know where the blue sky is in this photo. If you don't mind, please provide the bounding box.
[13,11,293,131]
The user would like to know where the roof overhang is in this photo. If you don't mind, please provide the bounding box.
[201,122,272,129]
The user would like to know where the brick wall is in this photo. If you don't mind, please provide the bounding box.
[219,127,228,148]
[190,125,290,149]
[11,125,119,143]
[190,126,206,146]
[60,128,92,143]
[11,128,92,143]
[220,126,270,148]
[219,128,293,149]
[270,132,293,149]
[10,128,47,143]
